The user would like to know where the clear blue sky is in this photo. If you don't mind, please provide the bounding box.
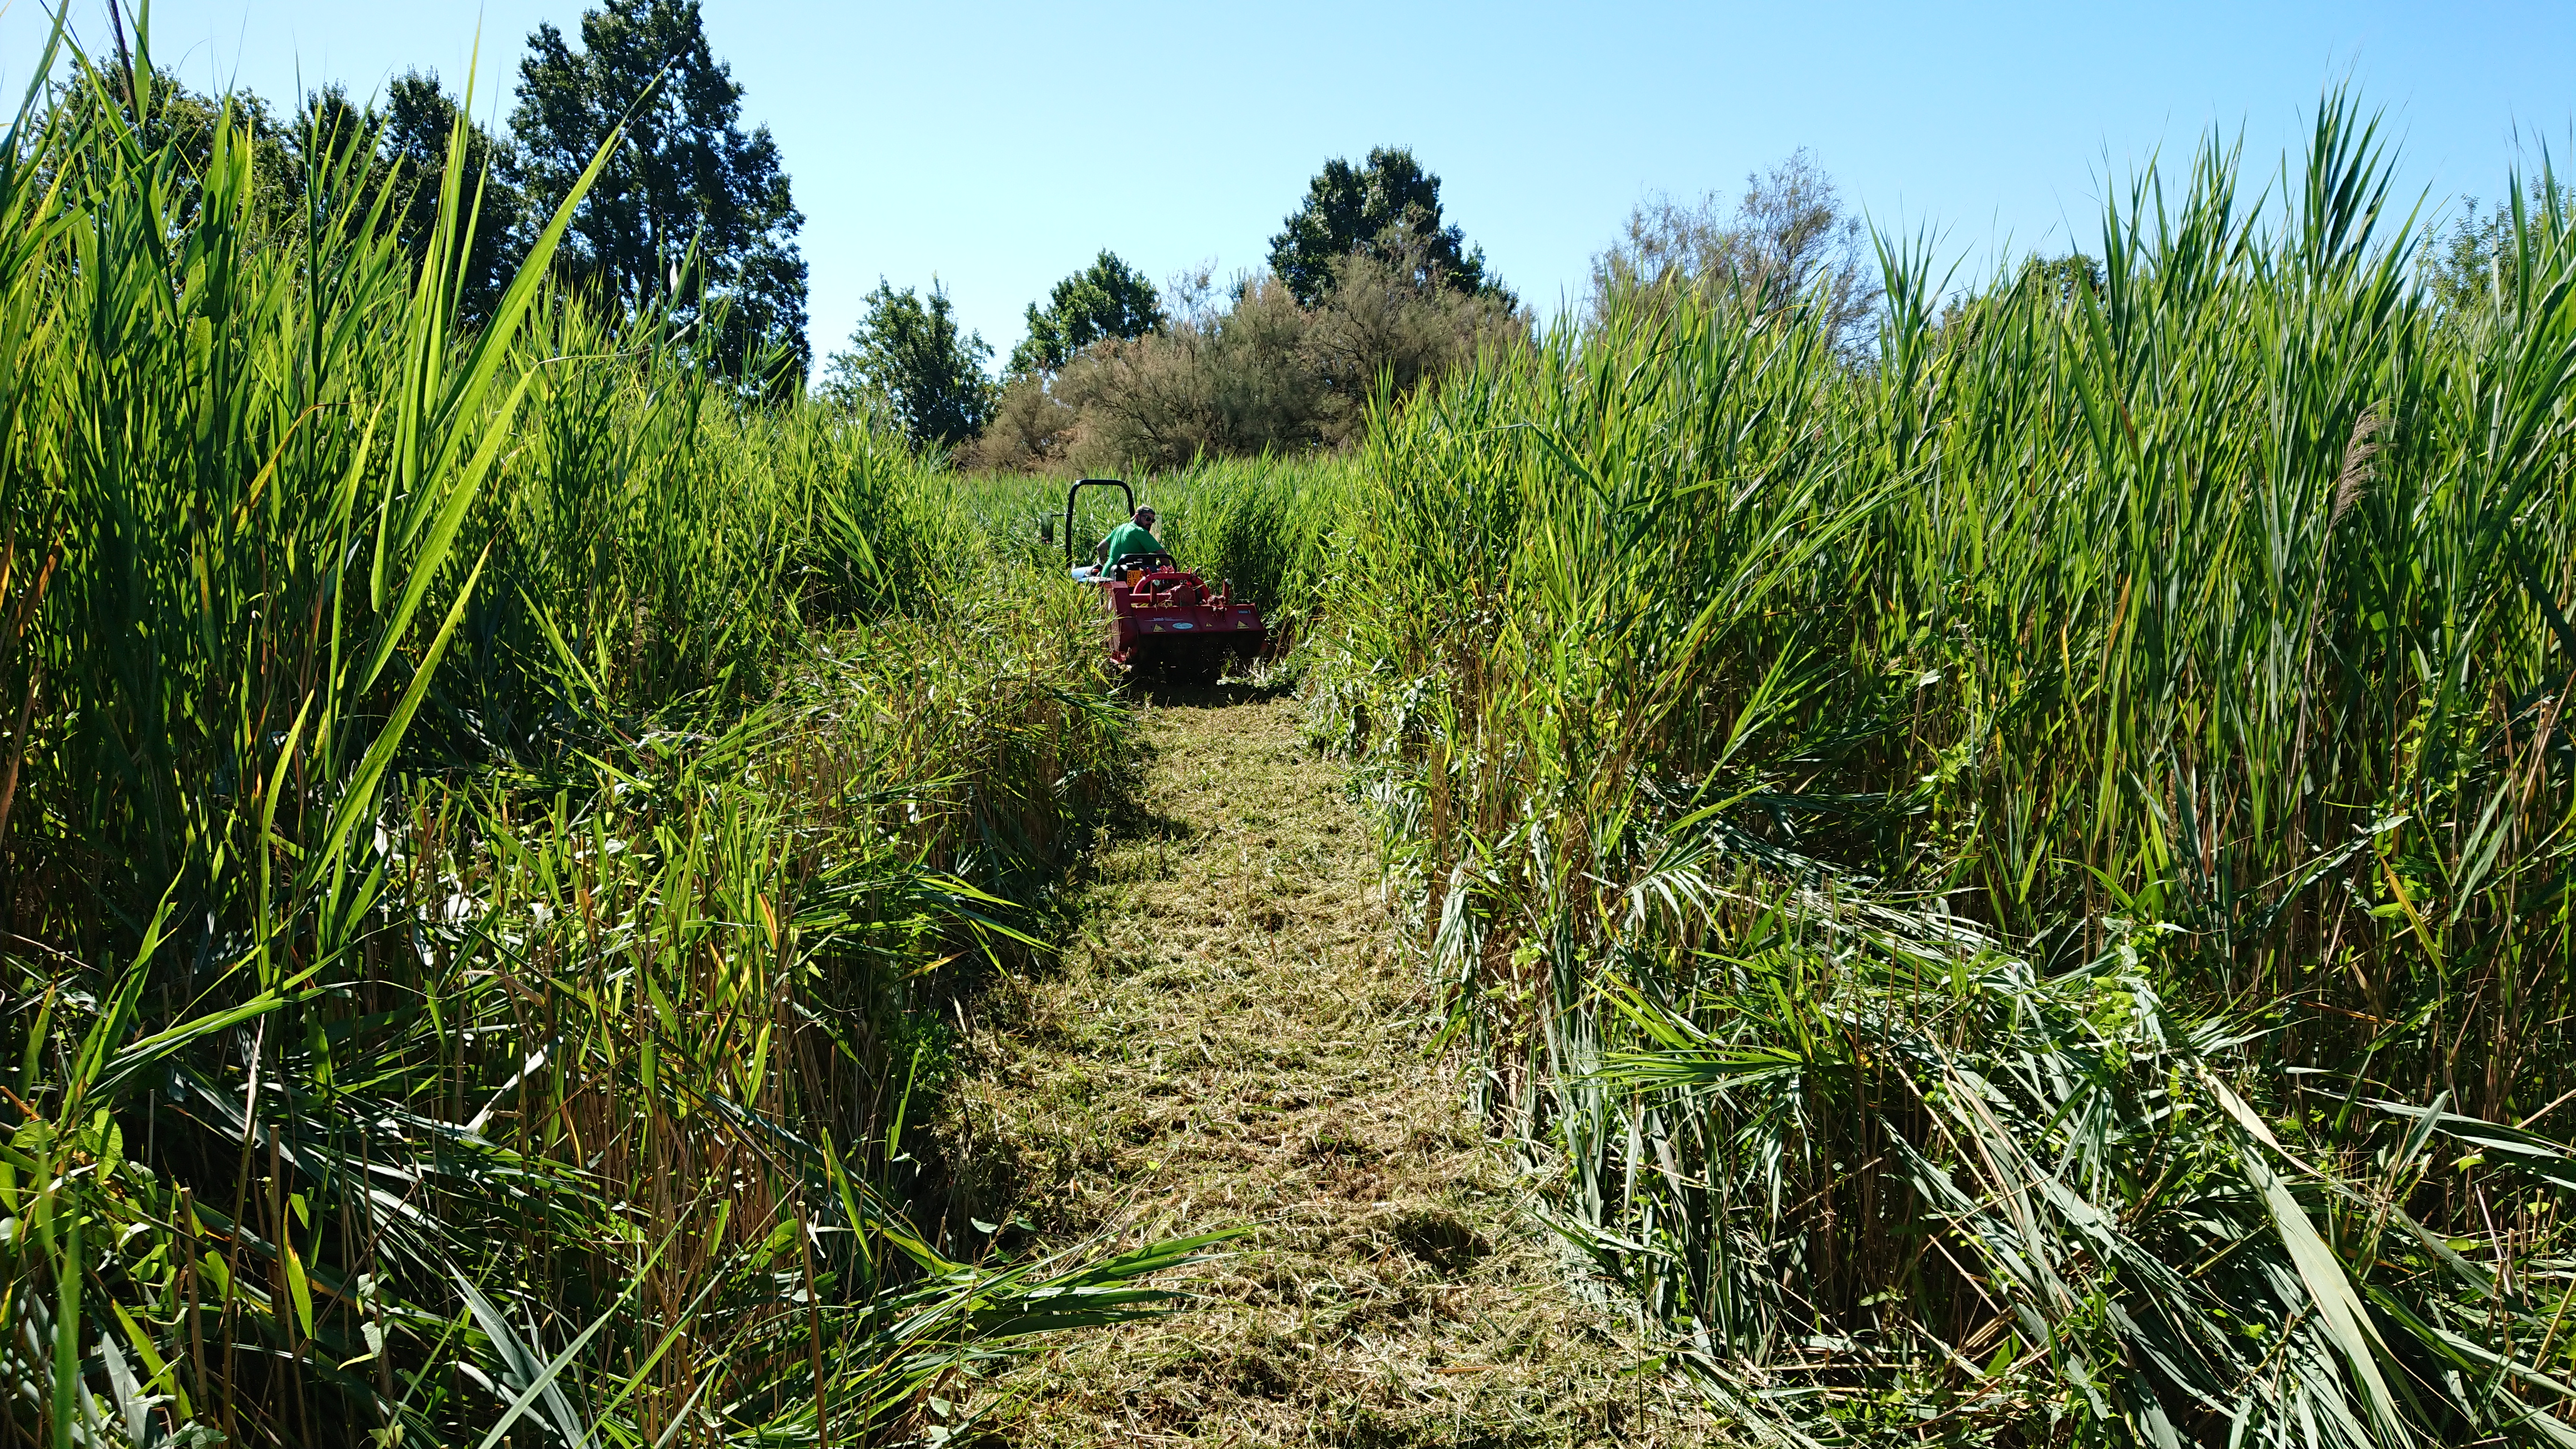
[6,2,2571,369]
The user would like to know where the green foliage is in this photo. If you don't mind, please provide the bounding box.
[2020,247,2104,301]
[2422,201,2510,314]
[1317,92,2576,1444]
[0,37,1200,1445]
[1149,461,1344,624]
[382,69,523,323]
[1591,148,1882,356]
[47,59,303,230]
[2418,182,2575,318]
[827,278,998,449]
[972,157,1531,472]
[1268,145,1505,307]
[59,3,811,385]
[511,0,809,383]
[1010,248,1164,375]
[1932,250,2104,343]
[974,261,1526,472]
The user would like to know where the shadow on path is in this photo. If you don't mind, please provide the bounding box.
[938,695,1720,1448]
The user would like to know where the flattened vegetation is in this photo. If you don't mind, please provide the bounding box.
[940,691,1720,1447]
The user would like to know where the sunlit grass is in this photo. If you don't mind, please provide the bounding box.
[1318,92,2576,1445]
[0,27,1216,1447]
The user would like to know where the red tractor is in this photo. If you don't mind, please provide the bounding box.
[1065,477,1266,685]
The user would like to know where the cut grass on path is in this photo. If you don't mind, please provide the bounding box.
[939,689,1721,1447]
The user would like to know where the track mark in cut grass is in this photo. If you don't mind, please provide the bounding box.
[941,688,1720,1448]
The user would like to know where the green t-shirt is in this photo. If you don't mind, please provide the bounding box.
[1100,520,1166,569]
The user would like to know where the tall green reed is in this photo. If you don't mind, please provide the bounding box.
[1320,93,2576,1444]
[0,26,1208,1447]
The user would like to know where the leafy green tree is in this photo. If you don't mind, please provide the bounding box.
[55,64,301,232]
[509,0,807,381]
[2415,185,2572,316]
[1009,249,1164,375]
[287,82,372,177]
[2422,202,2509,314]
[825,280,995,449]
[1268,146,1504,306]
[1932,253,2099,351]
[2022,252,2104,305]
[381,71,524,323]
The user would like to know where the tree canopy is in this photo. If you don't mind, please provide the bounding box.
[826,280,995,449]
[1590,149,1881,358]
[510,0,807,381]
[2416,185,2575,317]
[59,63,301,229]
[1009,250,1165,375]
[1268,146,1504,307]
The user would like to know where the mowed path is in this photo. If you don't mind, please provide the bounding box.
[943,691,1717,1448]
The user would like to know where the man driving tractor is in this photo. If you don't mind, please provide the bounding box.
[1061,478,1267,681]
[1091,505,1165,572]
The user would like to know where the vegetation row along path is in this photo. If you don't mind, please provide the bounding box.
[939,689,1720,1447]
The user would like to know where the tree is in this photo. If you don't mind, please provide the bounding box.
[976,257,1526,473]
[1592,149,1882,358]
[1931,253,2101,348]
[1009,249,1164,375]
[2021,252,2103,307]
[1303,249,1527,426]
[56,64,302,233]
[1268,146,1505,307]
[825,280,995,449]
[2417,185,2573,317]
[286,82,373,185]
[381,71,524,323]
[510,0,807,382]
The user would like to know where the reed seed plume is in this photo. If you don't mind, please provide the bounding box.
[2334,407,2388,524]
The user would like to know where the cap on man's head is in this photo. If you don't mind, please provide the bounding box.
[1136,507,1156,521]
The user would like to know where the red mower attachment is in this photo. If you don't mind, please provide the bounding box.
[1066,478,1268,685]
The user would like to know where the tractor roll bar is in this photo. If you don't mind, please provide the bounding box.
[1064,477,1134,566]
